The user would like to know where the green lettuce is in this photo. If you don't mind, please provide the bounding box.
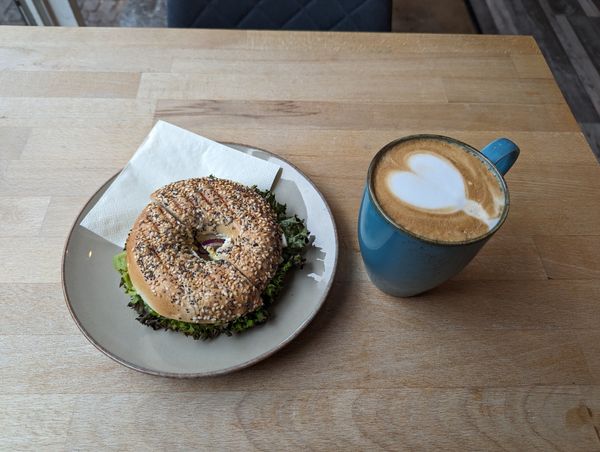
[113,189,310,340]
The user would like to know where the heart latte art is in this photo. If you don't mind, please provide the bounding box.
[372,138,506,243]
[387,152,500,228]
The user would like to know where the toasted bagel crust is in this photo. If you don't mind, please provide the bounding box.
[126,203,262,324]
[151,178,282,291]
[127,177,283,325]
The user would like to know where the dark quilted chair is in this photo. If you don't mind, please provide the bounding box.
[168,0,392,32]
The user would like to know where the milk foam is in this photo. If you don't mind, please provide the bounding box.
[386,151,500,230]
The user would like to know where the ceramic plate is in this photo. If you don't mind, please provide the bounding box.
[62,144,338,377]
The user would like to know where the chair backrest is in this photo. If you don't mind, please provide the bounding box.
[168,0,392,32]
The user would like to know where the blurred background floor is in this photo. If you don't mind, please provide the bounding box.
[1,0,599,159]
[392,0,476,32]
[75,0,167,27]
[0,0,167,26]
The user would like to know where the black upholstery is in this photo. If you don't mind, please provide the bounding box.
[167,0,392,32]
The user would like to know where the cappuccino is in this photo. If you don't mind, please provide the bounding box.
[372,137,506,243]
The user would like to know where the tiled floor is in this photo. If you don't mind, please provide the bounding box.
[469,0,600,160]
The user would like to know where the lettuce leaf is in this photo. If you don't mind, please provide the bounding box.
[113,189,310,340]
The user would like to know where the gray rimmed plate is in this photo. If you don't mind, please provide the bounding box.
[62,144,338,377]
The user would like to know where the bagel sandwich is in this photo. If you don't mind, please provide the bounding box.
[113,177,309,340]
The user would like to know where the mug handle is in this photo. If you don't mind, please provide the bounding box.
[480,138,520,175]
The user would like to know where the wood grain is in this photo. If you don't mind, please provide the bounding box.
[323,279,600,331]
[191,128,596,165]
[577,330,600,384]
[61,388,600,450]
[0,197,50,236]
[0,27,543,54]
[332,220,548,282]
[0,98,155,128]
[0,26,598,450]
[0,284,77,335]
[0,127,29,159]
[0,71,141,98]
[0,237,64,283]
[2,386,597,450]
[0,328,591,393]
[0,45,175,73]
[155,99,579,132]
[534,235,600,279]
[0,395,75,450]
[172,53,520,78]
[443,77,564,104]
[511,53,556,79]
[0,160,121,197]
[139,72,447,103]
[40,197,96,237]
[21,126,148,161]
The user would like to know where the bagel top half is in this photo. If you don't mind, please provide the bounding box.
[151,177,282,290]
[126,177,283,324]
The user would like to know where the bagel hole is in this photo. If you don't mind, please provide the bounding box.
[195,232,229,260]
[193,224,239,261]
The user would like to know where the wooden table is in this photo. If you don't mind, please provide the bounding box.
[1,26,599,450]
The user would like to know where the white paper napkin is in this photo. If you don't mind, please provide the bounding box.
[80,120,281,247]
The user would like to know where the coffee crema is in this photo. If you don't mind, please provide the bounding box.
[372,137,506,243]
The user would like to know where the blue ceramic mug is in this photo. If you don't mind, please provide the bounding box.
[358,135,519,297]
